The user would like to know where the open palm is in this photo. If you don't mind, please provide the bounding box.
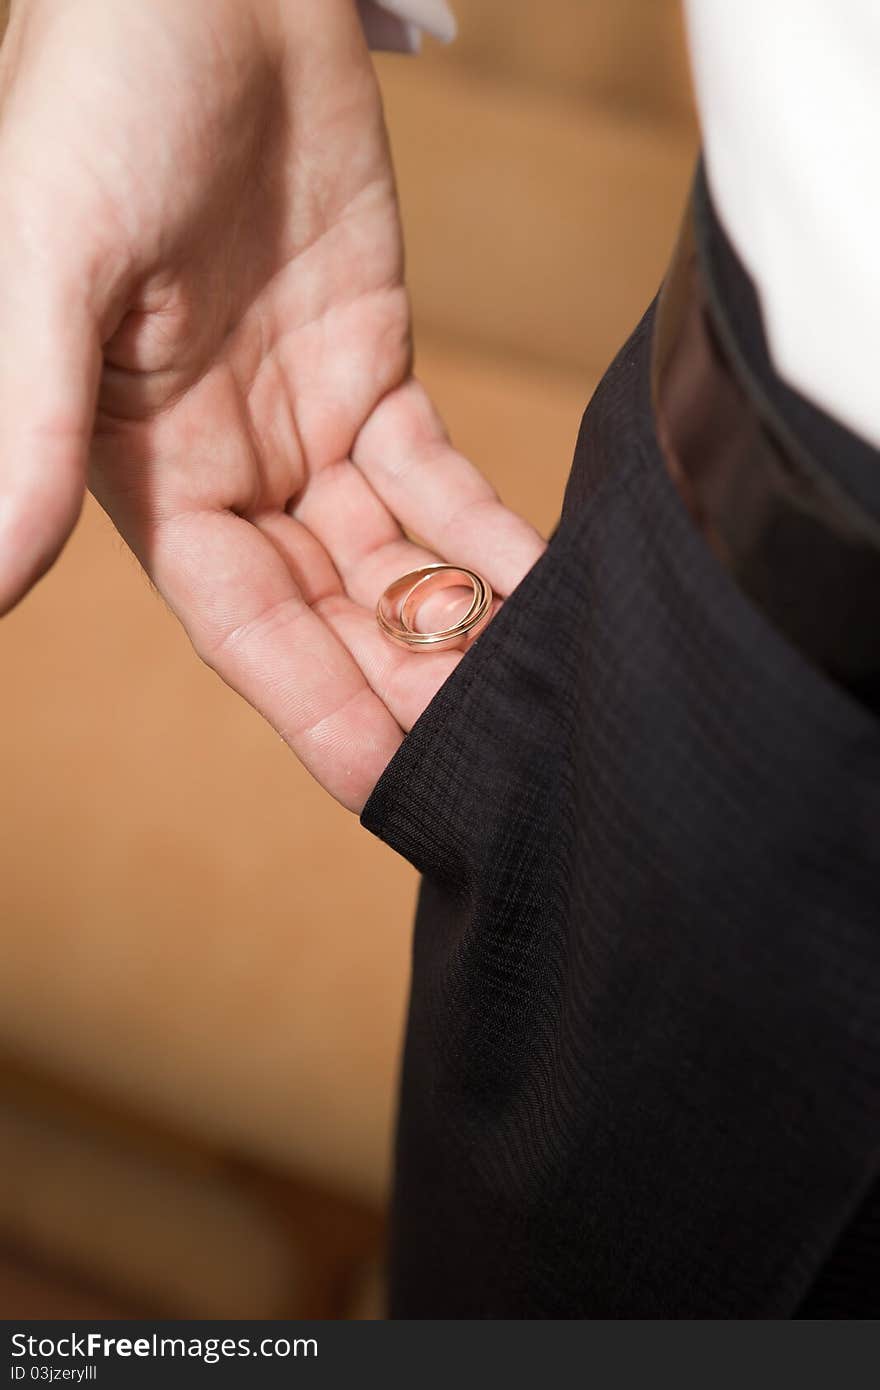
[0,0,543,810]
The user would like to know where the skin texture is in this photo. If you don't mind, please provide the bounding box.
[0,0,544,810]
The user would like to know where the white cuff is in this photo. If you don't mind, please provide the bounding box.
[358,0,456,53]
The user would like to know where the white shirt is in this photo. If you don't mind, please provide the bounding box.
[362,0,880,451]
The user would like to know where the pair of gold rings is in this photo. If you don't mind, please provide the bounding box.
[377,564,493,653]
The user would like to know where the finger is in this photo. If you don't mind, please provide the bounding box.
[293,457,505,644]
[150,507,403,812]
[0,241,100,614]
[208,505,476,738]
[253,509,343,606]
[351,377,546,597]
[269,497,497,729]
[316,590,463,732]
[290,457,441,607]
[256,504,466,633]
[292,456,505,685]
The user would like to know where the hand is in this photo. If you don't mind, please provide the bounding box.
[0,0,544,811]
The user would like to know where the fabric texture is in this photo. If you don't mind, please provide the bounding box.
[361,248,880,1314]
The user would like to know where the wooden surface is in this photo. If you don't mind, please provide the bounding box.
[0,0,697,1314]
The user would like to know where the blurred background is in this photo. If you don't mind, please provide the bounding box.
[0,0,695,1318]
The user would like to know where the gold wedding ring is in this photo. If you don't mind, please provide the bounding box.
[377,564,494,652]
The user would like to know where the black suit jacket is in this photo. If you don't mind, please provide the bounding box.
[361,188,880,1318]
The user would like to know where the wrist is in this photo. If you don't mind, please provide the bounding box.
[258,0,369,59]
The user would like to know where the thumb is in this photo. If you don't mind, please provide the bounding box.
[0,230,101,615]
